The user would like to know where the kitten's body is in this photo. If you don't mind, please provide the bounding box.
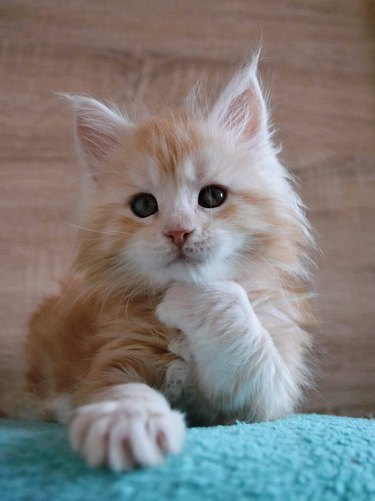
[24,56,314,471]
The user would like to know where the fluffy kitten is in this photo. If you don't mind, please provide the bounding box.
[24,54,314,472]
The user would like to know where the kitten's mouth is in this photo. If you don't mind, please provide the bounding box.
[167,251,202,267]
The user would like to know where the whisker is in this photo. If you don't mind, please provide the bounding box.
[66,222,132,238]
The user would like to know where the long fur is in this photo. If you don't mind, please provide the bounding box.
[24,54,315,471]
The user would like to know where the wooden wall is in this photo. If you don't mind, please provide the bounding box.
[0,0,374,416]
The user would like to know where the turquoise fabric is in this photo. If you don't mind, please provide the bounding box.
[1,414,374,500]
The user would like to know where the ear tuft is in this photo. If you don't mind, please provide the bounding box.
[210,51,269,142]
[59,94,132,172]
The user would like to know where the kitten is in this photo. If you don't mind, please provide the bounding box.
[24,54,314,472]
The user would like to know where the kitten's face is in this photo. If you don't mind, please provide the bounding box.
[79,113,278,291]
[71,59,302,294]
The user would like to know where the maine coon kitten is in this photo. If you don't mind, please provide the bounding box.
[24,55,314,472]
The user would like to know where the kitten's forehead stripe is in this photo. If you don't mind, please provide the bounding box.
[134,111,201,180]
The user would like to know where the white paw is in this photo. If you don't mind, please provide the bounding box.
[156,280,253,335]
[69,383,186,472]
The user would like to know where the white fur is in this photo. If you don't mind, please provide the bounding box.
[162,358,190,404]
[45,394,73,424]
[69,383,186,472]
[157,281,300,422]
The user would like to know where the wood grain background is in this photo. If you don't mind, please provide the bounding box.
[0,0,374,416]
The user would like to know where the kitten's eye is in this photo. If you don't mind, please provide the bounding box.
[131,193,158,218]
[198,185,227,209]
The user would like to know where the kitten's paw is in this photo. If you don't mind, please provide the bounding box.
[69,383,186,472]
[157,280,253,334]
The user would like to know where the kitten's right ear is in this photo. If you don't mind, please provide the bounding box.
[60,94,132,173]
[210,52,269,143]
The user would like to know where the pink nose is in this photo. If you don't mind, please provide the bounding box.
[165,229,193,249]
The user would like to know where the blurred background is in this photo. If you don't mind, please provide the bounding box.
[0,1,374,417]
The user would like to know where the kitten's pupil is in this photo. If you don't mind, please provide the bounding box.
[131,193,158,218]
[198,185,227,209]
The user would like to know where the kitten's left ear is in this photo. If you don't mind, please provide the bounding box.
[210,52,269,142]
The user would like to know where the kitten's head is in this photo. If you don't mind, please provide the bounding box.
[66,55,310,296]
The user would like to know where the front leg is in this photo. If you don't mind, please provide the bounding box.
[157,281,302,422]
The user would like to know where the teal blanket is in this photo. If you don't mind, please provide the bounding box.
[1,415,374,500]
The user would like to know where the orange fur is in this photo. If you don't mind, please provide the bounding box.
[24,66,314,435]
[25,274,178,415]
[133,111,201,179]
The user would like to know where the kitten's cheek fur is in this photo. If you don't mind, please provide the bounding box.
[69,383,186,472]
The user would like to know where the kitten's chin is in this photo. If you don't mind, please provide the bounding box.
[154,258,232,287]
